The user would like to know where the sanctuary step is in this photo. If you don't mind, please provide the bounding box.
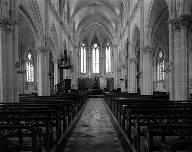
[89,89,103,96]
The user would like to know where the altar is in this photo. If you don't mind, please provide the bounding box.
[90,75,103,95]
[90,88,103,95]
[78,74,114,93]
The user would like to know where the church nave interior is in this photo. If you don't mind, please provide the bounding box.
[0,0,192,152]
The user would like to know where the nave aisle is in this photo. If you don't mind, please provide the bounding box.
[62,98,126,152]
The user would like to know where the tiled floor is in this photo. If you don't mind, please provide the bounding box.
[63,98,124,152]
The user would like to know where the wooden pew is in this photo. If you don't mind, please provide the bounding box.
[103,92,169,115]
[114,98,191,126]
[60,91,89,111]
[19,99,73,127]
[113,96,169,116]
[20,96,77,119]
[0,124,41,152]
[144,124,192,152]
[0,106,63,152]
[103,93,192,152]
[0,92,89,152]
[119,100,192,135]
[134,114,192,152]
[103,92,137,110]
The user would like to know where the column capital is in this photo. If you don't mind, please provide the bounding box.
[140,46,153,55]
[0,17,18,32]
[53,58,59,64]
[35,47,50,54]
[129,57,137,63]
[5,21,14,33]
[113,44,118,49]
[169,15,192,31]
[0,18,6,30]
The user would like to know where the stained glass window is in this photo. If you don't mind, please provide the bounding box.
[80,43,86,73]
[105,42,111,73]
[26,52,34,82]
[92,44,99,73]
[157,51,165,81]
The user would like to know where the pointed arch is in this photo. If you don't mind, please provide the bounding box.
[105,40,112,73]
[90,34,101,47]
[145,0,168,46]
[28,0,45,45]
[91,36,100,73]
[80,41,87,74]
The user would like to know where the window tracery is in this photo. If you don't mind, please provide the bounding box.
[105,42,111,73]
[157,51,165,81]
[92,43,99,73]
[81,43,86,73]
[26,52,34,82]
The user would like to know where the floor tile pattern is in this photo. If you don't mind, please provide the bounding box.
[63,98,124,152]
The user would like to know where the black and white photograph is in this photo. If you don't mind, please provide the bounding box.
[0,0,192,151]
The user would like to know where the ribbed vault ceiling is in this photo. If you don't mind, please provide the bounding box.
[68,0,127,45]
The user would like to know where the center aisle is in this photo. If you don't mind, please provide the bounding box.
[63,98,124,152]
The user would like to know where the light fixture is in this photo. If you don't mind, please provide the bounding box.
[161,62,174,73]
[136,72,142,79]
[58,48,72,69]
[17,69,26,74]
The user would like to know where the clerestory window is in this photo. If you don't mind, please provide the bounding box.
[80,43,86,73]
[92,43,99,73]
[105,42,111,73]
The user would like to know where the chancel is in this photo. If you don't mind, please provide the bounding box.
[1,0,192,152]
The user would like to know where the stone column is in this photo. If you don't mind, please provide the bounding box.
[89,45,92,74]
[0,19,6,102]
[180,19,190,100]
[0,0,19,102]
[37,47,49,96]
[127,59,130,92]
[101,46,105,74]
[11,4,19,102]
[173,24,182,100]
[113,45,118,89]
[170,15,192,100]
[53,59,59,86]
[77,47,80,77]
[87,45,90,75]
[129,58,137,93]
[142,46,153,95]
[111,48,114,74]
[140,0,144,95]
[121,68,126,92]
[72,45,78,89]
[103,46,106,73]
[99,46,102,73]
[168,23,175,100]
[5,20,15,102]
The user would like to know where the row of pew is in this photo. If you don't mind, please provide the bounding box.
[103,92,192,152]
[0,92,89,152]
